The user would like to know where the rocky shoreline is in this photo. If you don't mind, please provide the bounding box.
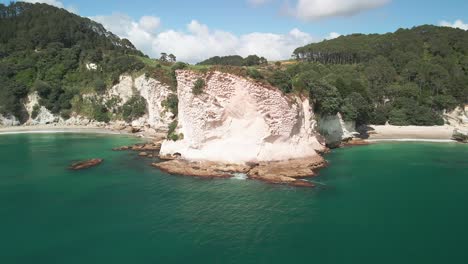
[152,156,327,187]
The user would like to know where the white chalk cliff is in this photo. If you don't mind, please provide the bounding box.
[160,70,326,163]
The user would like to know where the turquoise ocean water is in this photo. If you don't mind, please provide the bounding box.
[0,133,467,263]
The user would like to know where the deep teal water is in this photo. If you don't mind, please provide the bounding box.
[0,133,467,264]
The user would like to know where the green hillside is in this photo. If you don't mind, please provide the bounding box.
[0,2,148,121]
[272,25,468,126]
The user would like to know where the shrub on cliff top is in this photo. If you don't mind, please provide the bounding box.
[192,78,205,95]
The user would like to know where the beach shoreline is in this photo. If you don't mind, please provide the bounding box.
[364,125,459,142]
[0,125,133,136]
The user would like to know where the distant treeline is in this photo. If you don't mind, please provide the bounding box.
[197,55,267,66]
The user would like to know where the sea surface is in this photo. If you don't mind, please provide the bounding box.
[0,133,467,264]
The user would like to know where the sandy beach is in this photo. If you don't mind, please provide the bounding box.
[366,125,457,142]
[0,125,131,136]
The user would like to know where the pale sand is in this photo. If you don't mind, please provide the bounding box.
[366,125,457,142]
[0,125,130,136]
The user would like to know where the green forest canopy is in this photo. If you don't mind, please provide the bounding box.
[271,25,468,126]
[0,2,147,120]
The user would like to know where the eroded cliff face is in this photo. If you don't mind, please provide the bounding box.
[160,70,326,163]
[104,74,174,130]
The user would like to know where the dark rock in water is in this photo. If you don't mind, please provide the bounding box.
[112,142,162,152]
[69,159,103,170]
[113,146,130,151]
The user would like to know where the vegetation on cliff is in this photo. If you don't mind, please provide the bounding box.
[278,25,468,126]
[0,2,149,122]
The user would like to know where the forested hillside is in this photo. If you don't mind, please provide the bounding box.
[282,25,468,126]
[0,2,147,121]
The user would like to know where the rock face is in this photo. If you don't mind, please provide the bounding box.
[3,74,174,135]
[445,106,468,126]
[0,114,20,127]
[317,113,357,147]
[134,75,174,130]
[452,129,468,143]
[24,92,59,125]
[104,74,174,131]
[160,70,326,163]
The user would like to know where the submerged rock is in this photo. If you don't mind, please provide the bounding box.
[69,159,103,170]
[112,142,161,152]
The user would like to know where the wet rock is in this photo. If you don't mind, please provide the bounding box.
[112,146,130,151]
[152,156,326,187]
[152,160,251,179]
[247,156,327,179]
[69,159,103,170]
[112,142,161,152]
[139,152,148,157]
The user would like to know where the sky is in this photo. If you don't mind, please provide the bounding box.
[4,0,468,63]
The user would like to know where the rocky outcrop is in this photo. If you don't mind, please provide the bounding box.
[153,156,325,187]
[69,159,103,170]
[452,129,468,143]
[153,160,251,179]
[160,70,326,164]
[0,114,20,127]
[444,106,468,126]
[317,113,358,147]
[156,70,327,186]
[24,93,60,125]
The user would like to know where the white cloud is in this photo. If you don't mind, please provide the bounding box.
[92,13,161,57]
[326,32,342,39]
[92,14,326,63]
[286,0,390,21]
[22,0,77,13]
[439,19,468,30]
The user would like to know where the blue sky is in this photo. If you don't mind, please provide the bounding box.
[5,0,468,63]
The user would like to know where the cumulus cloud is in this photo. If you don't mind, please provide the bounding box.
[326,32,342,39]
[439,19,468,30]
[92,15,329,63]
[286,0,390,21]
[92,13,161,56]
[22,0,77,13]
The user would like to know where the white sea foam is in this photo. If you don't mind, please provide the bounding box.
[231,173,248,180]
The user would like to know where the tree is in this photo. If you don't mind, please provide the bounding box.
[168,54,176,63]
[160,52,168,62]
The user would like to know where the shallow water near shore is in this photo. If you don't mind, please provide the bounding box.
[0,134,467,263]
